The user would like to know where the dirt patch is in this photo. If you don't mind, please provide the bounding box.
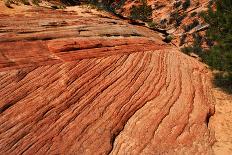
[210,88,232,155]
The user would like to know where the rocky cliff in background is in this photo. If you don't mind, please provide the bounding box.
[0,2,216,154]
[113,0,211,47]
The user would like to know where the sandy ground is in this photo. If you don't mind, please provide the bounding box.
[211,88,232,155]
[0,1,30,14]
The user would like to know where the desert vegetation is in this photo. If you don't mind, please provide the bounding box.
[183,19,199,32]
[129,0,152,22]
[182,0,190,10]
[182,0,232,93]
[3,0,231,93]
[4,0,30,7]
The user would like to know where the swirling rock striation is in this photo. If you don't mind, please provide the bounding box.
[0,3,215,155]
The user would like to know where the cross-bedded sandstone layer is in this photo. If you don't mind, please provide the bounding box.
[0,3,215,155]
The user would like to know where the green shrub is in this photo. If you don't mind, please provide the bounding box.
[4,0,30,7]
[181,0,232,93]
[214,72,232,93]
[181,44,204,55]
[173,1,182,8]
[181,46,193,54]
[130,0,152,22]
[147,21,157,29]
[21,0,30,5]
[175,13,187,27]
[163,34,173,43]
[51,5,59,9]
[32,0,41,6]
[183,19,199,32]
[169,11,186,27]
[190,12,197,17]
[201,0,232,73]
[169,11,179,24]
[160,18,167,25]
[61,0,80,6]
[182,0,190,10]
[86,0,126,13]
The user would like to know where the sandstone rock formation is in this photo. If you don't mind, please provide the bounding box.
[116,0,211,46]
[0,2,215,154]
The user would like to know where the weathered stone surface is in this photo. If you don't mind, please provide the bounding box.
[117,0,211,46]
[0,3,215,155]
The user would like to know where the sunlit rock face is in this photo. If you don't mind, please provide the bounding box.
[0,2,215,155]
[115,0,210,46]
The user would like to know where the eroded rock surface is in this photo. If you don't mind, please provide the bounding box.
[0,3,215,155]
[117,0,210,46]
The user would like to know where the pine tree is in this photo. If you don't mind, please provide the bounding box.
[201,0,232,73]
[201,0,232,92]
